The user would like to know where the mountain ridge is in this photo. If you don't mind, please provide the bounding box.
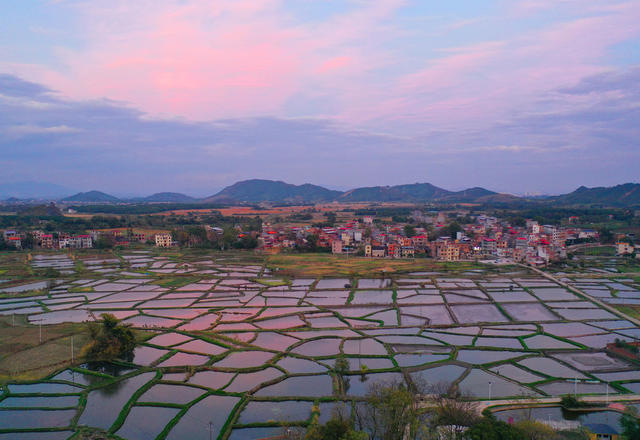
[5,180,640,206]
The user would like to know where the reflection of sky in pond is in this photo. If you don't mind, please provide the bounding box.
[0,409,77,429]
[489,364,544,383]
[394,353,449,367]
[502,303,559,322]
[188,370,234,389]
[315,279,351,289]
[8,383,82,394]
[593,370,640,382]
[458,369,539,398]
[175,339,227,355]
[250,332,300,351]
[124,315,182,328]
[255,375,333,397]
[157,352,210,367]
[215,351,275,368]
[225,367,284,392]
[330,357,394,370]
[276,356,328,374]
[79,373,155,429]
[116,406,180,440]
[167,395,241,439]
[345,372,405,396]
[239,400,312,424]
[307,316,348,328]
[138,384,204,404]
[555,308,618,321]
[0,432,72,440]
[255,315,306,329]
[451,304,509,324]
[409,364,467,390]
[0,396,78,408]
[537,380,610,396]
[228,427,284,440]
[517,357,587,379]
[474,337,523,349]
[132,346,169,366]
[523,335,578,349]
[342,338,388,355]
[292,338,342,356]
[456,350,527,364]
[147,332,192,347]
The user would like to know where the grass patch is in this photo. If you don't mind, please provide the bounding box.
[69,286,95,293]
[612,304,640,321]
[254,278,288,287]
[582,246,616,256]
[267,254,488,277]
[0,315,91,382]
[153,276,200,288]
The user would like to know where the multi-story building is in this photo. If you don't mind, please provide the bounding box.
[155,233,173,248]
[617,242,635,256]
[40,234,54,249]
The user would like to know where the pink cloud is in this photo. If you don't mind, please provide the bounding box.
[2,0,638,135]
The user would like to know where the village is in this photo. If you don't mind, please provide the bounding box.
[3,207,638,268]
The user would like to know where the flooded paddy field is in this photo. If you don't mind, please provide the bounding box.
[1,251,639,438]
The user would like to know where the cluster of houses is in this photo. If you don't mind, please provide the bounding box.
[2,229,94,250]
[258,212,603,266]
[1,228,174,250]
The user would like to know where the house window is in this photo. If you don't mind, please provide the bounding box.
[596,434,612,440]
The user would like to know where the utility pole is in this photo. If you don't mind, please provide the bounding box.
[488,381,492,400]
[71,335,74,364]
[208,421,213,440]
[39,321,42,344]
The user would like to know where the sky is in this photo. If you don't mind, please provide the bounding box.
[1,0,639,197]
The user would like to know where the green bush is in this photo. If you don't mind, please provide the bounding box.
[83,313,136,361]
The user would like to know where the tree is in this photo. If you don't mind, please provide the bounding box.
[598,227,614,244]
[325,212,337,226]
[83,313,136,361]
[427,383,478,435]
[515,420,555,440]
[333,356,351,397]
[621,407,640,440]
[404,225,416,238]
[220,227,237,250]
[22,232,35,249]
[466,409,523,440]
[354,379,426,440]
[304,406,367,440]
[447,222,462,239]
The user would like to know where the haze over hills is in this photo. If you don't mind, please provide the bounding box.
[0,181,74,199]
[134,192,196,203]
[3,180,640,206]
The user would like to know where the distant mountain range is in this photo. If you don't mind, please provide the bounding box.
[2,180,640,206]
[550,183,640,206]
